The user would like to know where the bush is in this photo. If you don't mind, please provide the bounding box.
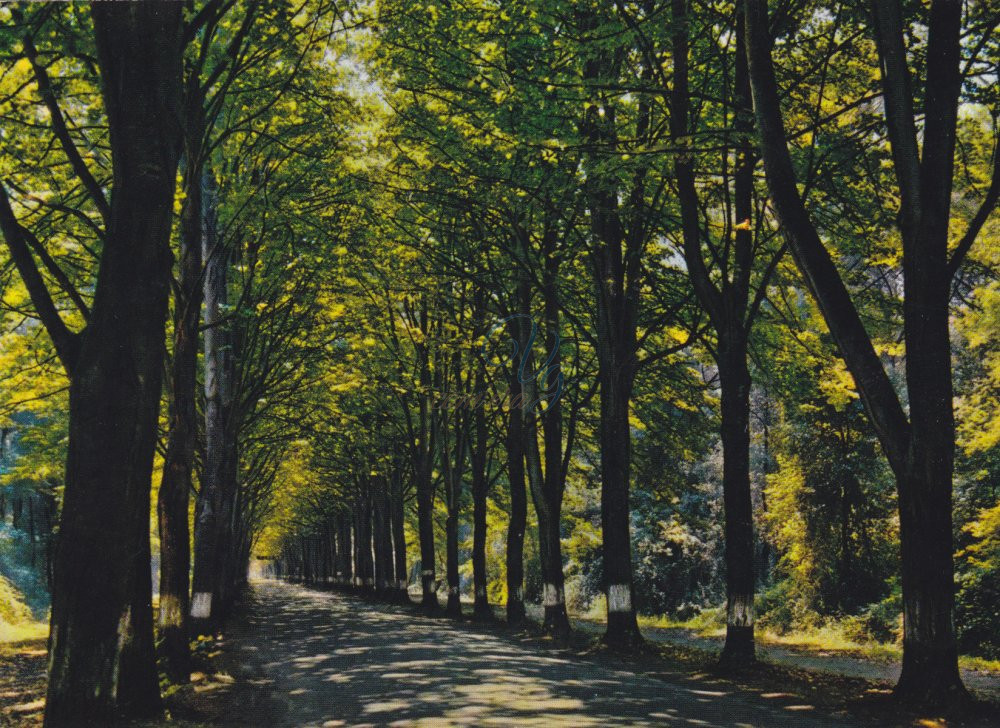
[956,565,1000,659]
[0,572,34,628]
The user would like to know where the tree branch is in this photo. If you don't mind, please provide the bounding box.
[0,183,80,372]
[745,0,910,472]
[20,29,111,226]
[948,130,1000,278]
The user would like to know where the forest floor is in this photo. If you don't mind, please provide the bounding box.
[2,581,997,726]
[0,638,46,726]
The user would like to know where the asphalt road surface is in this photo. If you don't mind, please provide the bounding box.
[228,581,864,727]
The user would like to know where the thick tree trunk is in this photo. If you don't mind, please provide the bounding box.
[43,5,183,723]
[717,345,756,667]
[895,247,965,704]
[597,357,642,648]
[504,380,527,625]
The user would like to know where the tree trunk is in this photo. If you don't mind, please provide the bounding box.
[336,511,352,586]
[517,307,571,638]
[191,167,232,634]
[416,453,439,611]
[597,354,642,647]
[470,380,492,621]
[44,5,183,723]
[157,108,207,681]
[504,377,527,625]
[356,491,374,592]
[717,344,756,667]
[373,478,394,597]
[442,408,466,618]
[390,468,409,601]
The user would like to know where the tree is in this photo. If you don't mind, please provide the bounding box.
[0,3,184,722]
[745,0,999,705]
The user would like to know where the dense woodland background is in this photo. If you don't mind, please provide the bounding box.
[0,0,997,724]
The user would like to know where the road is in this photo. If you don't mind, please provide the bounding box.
[227,581,863,727]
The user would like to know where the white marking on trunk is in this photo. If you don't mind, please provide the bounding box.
[422,569,434,577]
[727,594,755,627]
[190,592,212,619]
[512,586,523,601]
[543,583,564,607]
[608,583,632,613]
[449,586,459,596]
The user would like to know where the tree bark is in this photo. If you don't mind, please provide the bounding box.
[42,4,184,723]
[672,1,758,667]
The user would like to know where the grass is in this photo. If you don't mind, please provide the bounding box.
[635,609,999,674]
[0,619,48,645]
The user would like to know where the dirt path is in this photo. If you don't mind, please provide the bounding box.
[229,581,869,727]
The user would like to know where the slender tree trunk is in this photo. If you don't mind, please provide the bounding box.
[390,469,409,602]
[470,377,492,621]
[416,451,439,611]
[505,376,527,625]
[357,490,374,592]
[190,168,230,634]
[373,478,394,597]
[517,300,571,638]
[157,107,207,681]
[337,511,352,586]
[43,5,183,723]
[442,407,466,618]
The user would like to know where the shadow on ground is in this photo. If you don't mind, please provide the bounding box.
[232,580,857,728]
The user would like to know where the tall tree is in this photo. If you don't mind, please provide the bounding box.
[668,0,784,667]
[0,3,184,722]
[745,0,999,705]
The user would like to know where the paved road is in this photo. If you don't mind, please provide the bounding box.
[229,581,861,727]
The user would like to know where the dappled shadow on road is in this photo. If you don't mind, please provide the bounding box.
[232,581,852,727]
